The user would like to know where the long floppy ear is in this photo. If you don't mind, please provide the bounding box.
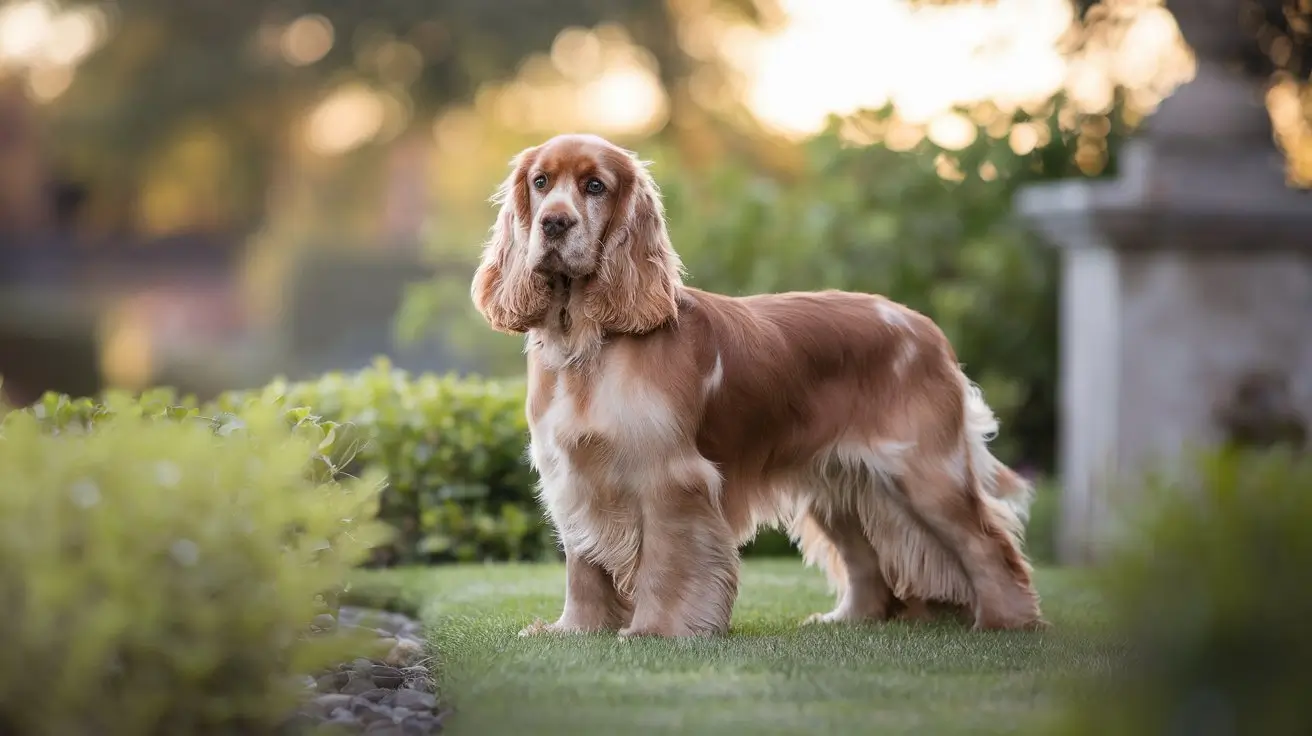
[471,147,552,334]
[583,152,684,335]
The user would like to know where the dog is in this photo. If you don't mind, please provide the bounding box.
[471,133,1045,638]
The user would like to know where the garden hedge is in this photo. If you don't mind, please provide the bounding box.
[5,360,549,566]
[213,358,549,566]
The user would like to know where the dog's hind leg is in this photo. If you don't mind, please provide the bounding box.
[897,453,1045,631]
[794,505,895,625]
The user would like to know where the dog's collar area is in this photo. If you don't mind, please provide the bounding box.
[552,274,573,334]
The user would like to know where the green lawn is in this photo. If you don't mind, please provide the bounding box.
[360,560,1115,736]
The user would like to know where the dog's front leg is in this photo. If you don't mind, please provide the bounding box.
[520,547,631,636]
[619,479,740,639]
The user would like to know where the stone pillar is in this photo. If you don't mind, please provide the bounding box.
[1016,0,1312,564]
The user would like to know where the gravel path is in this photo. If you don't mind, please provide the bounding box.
[283,606,446,735]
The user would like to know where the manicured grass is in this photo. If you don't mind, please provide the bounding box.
[362,561,1115,736]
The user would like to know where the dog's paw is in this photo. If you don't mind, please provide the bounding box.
[618,624,716,639]
[801,611,834,626]
[617,625,659,640]
[518,617,552,637]
[801,608,890,626]
[801,611,866,626]
[971,615,1052,632]
[520,617,617,637]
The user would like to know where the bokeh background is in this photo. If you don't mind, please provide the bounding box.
[0,0,1309,563]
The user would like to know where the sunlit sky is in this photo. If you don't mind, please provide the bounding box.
[744,0,1076,133]
[738,0,1199,136]
[466,0,1196,145]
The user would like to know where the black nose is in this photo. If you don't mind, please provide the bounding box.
[540,212,577,238]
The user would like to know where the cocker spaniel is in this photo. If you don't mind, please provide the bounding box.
[472,133,1045,638]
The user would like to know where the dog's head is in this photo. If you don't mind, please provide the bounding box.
[470,134,683,336]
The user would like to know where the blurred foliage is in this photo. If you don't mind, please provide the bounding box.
[41,0,775,232]
[1051,446,1312,736]
[14,384,373,486]
[0,392,389,735]
[1022,477,1061,566]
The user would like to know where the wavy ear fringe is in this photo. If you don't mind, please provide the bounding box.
[471,147,552,334]
[584,153,683,335]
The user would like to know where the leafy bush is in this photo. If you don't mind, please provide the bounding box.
[0,396,389,735]
[214,357,552,566]
[12,363,547,566]
[1052,447,1312,735]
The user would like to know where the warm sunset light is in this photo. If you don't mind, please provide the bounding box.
[280,13,334,67]
[305,83,387,155]
[99,306,155,391]
[473,23,669,137]
[446,0,1197,153]
[734,0,1194,138]
[0,0,108,102]
[0,0,55,62]
[1267,74,1312,186]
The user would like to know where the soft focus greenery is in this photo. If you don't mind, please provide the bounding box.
[8,361,551,567]
[14,385,373,488]
[1051,447,1312,735]
[1023,477,1060,565]
[43,0,774,235]
[0,395,389,735]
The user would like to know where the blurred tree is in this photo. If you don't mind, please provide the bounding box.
[41,0,779,235]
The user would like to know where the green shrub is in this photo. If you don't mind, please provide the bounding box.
[8,364,554,569]
[214,357,552,565]
[1052,447,1312,735]
[0,397,390,735]
[18,387,370,489]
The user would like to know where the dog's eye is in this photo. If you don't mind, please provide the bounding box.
[532,174,547,190]
[585,178,606,195]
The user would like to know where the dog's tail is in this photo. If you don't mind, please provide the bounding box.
[960,376,1034,547]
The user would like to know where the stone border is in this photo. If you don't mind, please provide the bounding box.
[283,606,447,734]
